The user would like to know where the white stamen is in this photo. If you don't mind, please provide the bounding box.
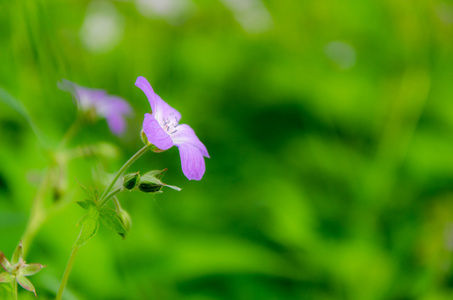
[161,113,179,135]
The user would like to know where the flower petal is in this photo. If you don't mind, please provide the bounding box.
[105,113,126,136]
[177,144,206,180]
[143,113,173,150]
[171,124,210,158]
[96,96,132,117]
[58,79,106,110]
[0,272,13,283]
[135,76,181,124]
[21,264,45,276]
[17,274,36,297]
[0,251,11,272]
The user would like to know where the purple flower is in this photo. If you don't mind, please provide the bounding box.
[135,76,209,181]
[58,79,132,136]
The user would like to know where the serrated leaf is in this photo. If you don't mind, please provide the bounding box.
[76,199,96,210]
[99,207,127,236]
[77,180,93,199]
[75,208,99,247]
[93,189,100,201]
[76,181,98,204]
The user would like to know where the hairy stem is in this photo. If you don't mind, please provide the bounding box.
[98,145,151,204]
[56,246,80,300]
[99,187,123,207]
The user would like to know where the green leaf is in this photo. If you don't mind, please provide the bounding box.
[93,189,100,201]
[77,180,91,198]
[99,207,127,237]
[76,181,98,204]
[76,199,96,210]
[75,207,99,247]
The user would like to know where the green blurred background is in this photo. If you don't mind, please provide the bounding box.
[1,0,453,299]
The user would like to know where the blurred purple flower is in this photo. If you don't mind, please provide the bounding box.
[58,79,132,136]
[135,76,209,180]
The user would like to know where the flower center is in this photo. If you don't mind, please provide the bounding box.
[161,113,178,135]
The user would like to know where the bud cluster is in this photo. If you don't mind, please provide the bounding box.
[122,169,181,194]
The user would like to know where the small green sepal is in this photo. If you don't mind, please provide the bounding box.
[21,264,46,276]
[11,241,23,266]
[0,251,11,272]
[140,129,148,145]
[123,172,140,190]
[136,169,180,193]
[17,274,36,297]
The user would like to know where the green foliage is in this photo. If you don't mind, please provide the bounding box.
[1,0,453,299]
[75,199,96,210]
[98,207,127,237]
[75,206,99,247]
[75,185,129,243]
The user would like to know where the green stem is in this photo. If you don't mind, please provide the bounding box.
[98,145,151,204]
[99,187,123,207]
[55,145,152,299]
[112,196,122,212]
[56,246,80,300]
[21,170,52,257]
[13,277,17,300]
[22,119,83,256]
[58,117,82,150]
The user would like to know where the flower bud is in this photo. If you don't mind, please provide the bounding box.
[136,169,181,193]
[137,169,166,193]
[137,182,163,193]
[118,209,132,238]
[123,172,140,190]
